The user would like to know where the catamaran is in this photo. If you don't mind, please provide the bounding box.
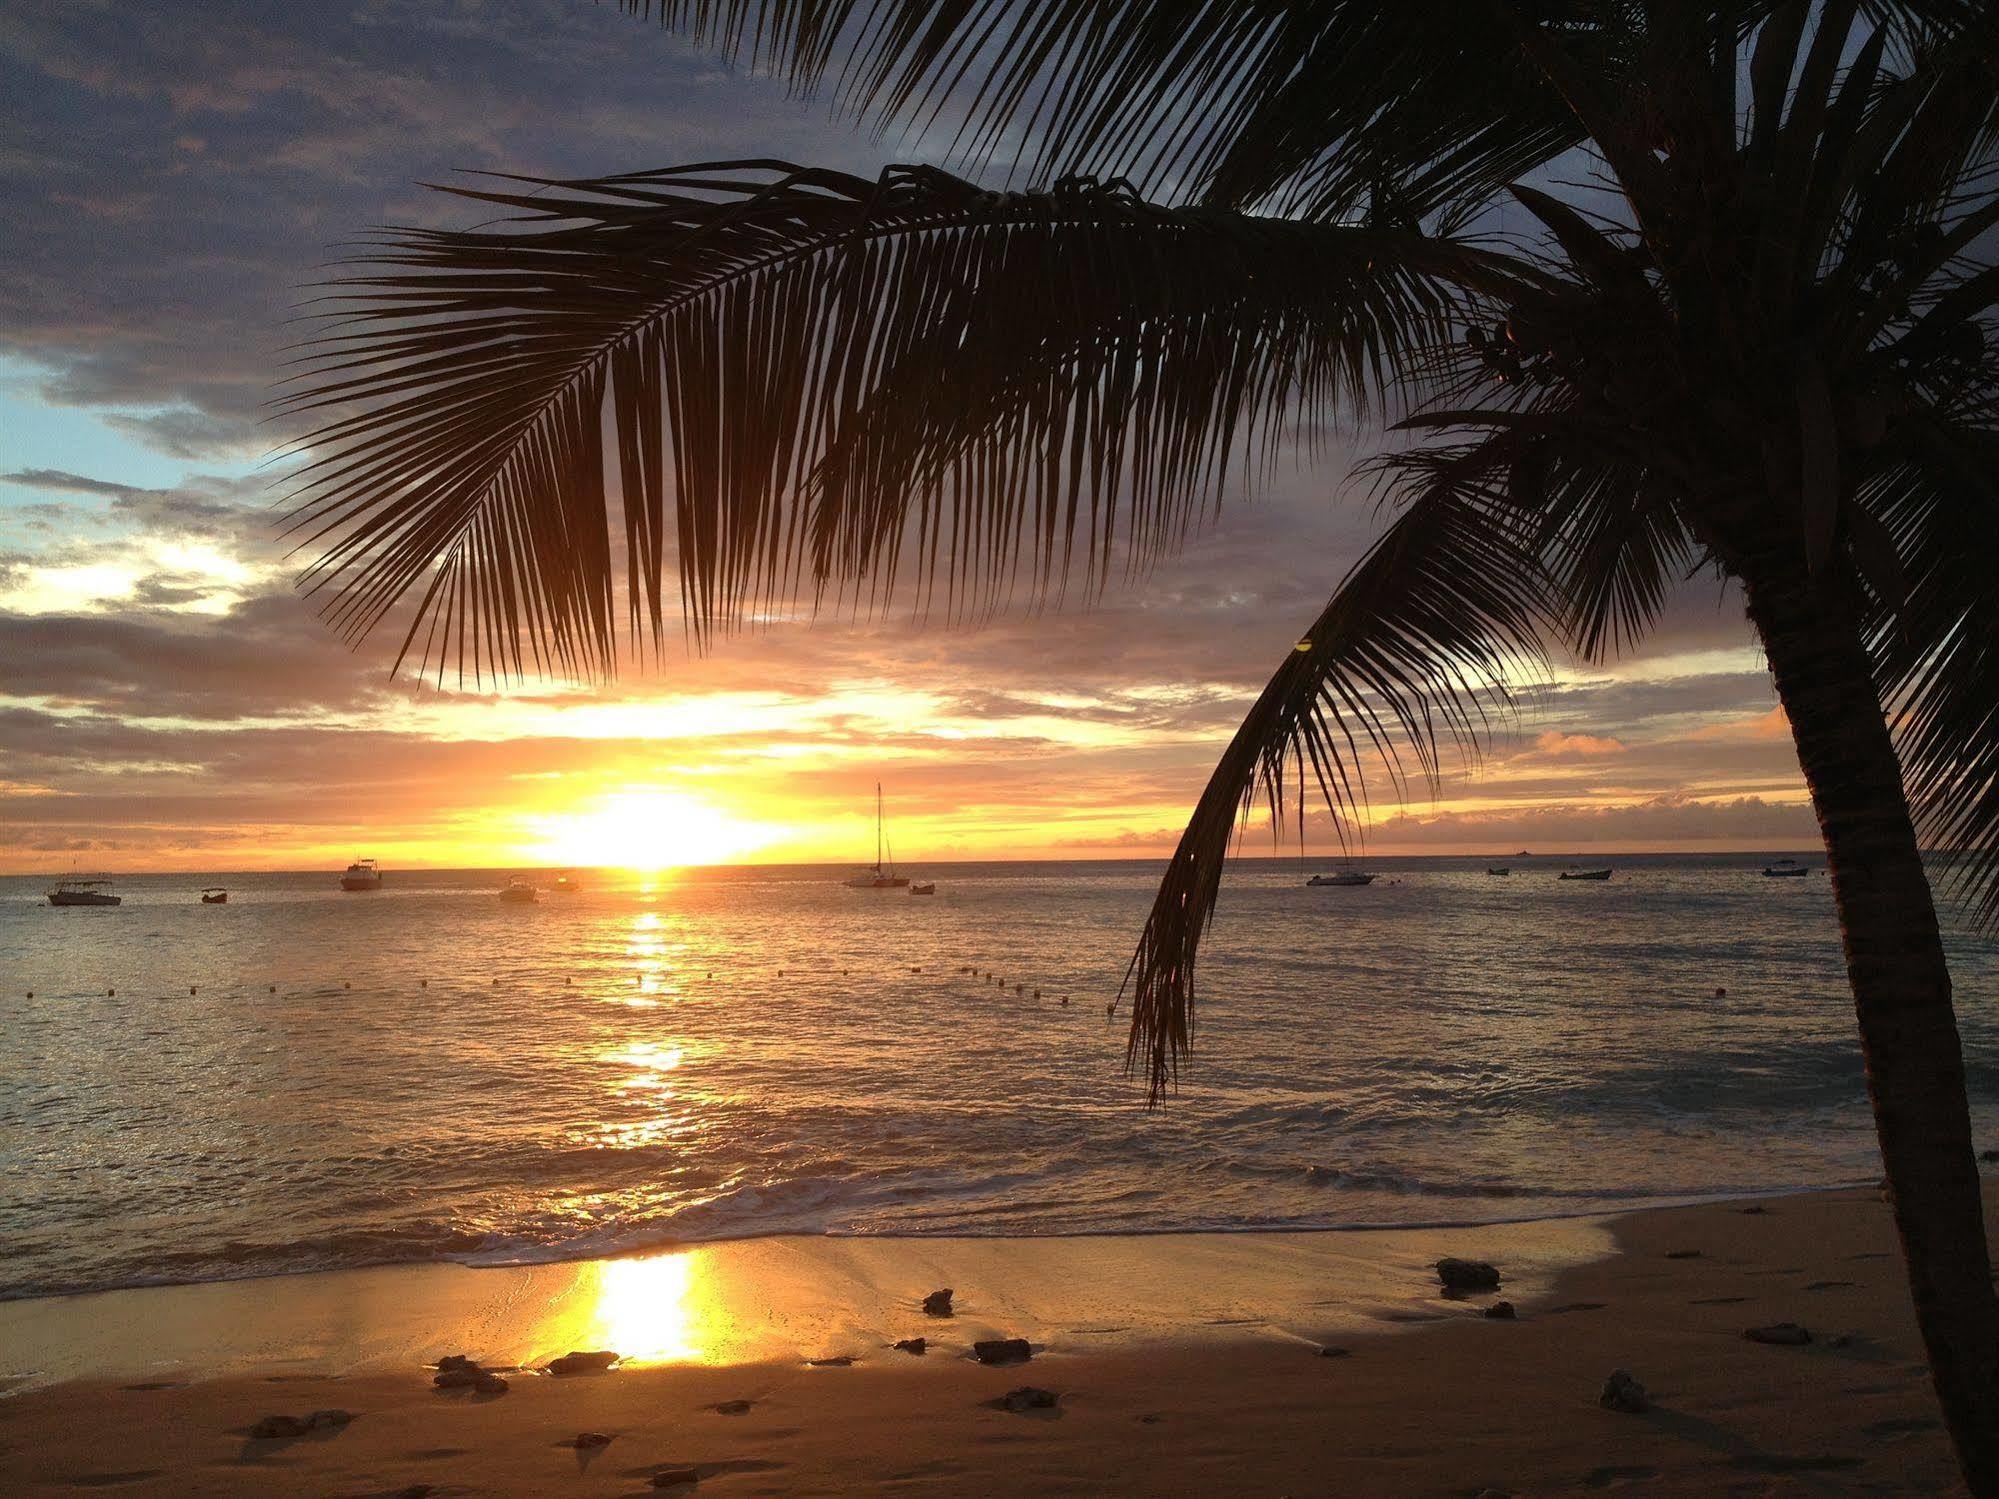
[340,858,383,891]
[47,879,120,907]
[847,784,911,888]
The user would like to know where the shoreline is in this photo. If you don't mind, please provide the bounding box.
[0,1180,1885,1310]
[1,1185,1985,1495]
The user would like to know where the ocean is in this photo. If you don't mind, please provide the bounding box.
[2,855,1994,1301]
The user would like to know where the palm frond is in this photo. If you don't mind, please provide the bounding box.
[618,1,1623,218]
[279,162,1521,677]
[1122,481,1555,1100]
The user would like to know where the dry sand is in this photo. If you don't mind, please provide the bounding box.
[0,1186,1986,1496]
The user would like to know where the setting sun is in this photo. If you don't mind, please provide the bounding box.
[525,789,775,870]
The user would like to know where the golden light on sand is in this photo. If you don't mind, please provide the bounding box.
[527,788,776,870]
[580,1253,708,1363]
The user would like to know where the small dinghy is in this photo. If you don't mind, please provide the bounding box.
[1558,867,1613,881]
[200,888,228,904]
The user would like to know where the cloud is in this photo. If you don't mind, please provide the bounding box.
[1530,729,1627,757]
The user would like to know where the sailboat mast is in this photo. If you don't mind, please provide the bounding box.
[875,782,883,874]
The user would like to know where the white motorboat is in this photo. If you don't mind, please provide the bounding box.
[1306,869,1376,887]
[47,879,120,907]
[340,859,383,891]
[1762,858,1808,877]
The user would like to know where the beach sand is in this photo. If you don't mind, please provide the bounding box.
[0,1186,1985,1496]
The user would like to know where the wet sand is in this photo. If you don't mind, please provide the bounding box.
[0,1187,1984,1496]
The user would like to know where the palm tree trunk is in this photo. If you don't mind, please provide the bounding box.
[1745,564,1999,1495]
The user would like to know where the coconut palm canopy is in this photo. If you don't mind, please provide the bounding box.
[282,0,1995,1082]
[282,7,1999,1473]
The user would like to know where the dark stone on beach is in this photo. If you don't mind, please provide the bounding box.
[895,1338,927,1356]
[435,1366,509,1394]
[571,1432,613,1448]
[1665,1249,1703,1260]
[1002,1386,1059,1412]
[808,1355,855,1367]
[1317,1345,1352,1359]
[1745,1322,1813,1346]
[547,1350,618,1377]
[390,1488,433,1499]
[973,1338,1032,1365]
[435,1354,478,1372]
[306,1409,353,1430]
[1436,1257,1502,1291]
[1599,1369,1649,1414]
[1484,1301,1517,1320]
[250,1414,308,1440]
[923,1288,954,1316]
[1981,1149,1999,1163]
[1739,1205,1769,1216]
[712,1400,753,1415]
[652,1467,700,1488]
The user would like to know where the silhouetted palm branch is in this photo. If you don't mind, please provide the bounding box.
[279,162,1519,680]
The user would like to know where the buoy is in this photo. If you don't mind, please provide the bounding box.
[190,986,197,996]
[492,977,500,985]
[420,978,428,988]
[1034,988,1041,999]
[911,966,922,974]
[1714,986,1727,998]
[1014,983,1023,995]
[269,985,276,994]
[25,991,32,999]
[343,981,351,990]
[108,988,115,996]
[564,977,571,986]
[1060,996,1069,1007]
[778,969,785,978]
[706,971,713,979]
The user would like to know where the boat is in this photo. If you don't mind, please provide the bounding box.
[551,871,580,893]
[1306,869,1376,887]
[200,888,228,904]
[1559,866,1613,881]
[339,859,383,891]
[846,783,911,889]
[499,878,538,904]
[1762,858,1808,878]
[909,881,936,895]
[1486,866,1510,876]
[47,879,120,907]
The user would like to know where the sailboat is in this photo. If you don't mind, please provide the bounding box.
[846,784,911,889]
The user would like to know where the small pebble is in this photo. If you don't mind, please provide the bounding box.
[808,1355,854,1367]
[712,1399,753,1415]
[1484,1301,1516,1320]
[1002,1386,1058,1412]
[571,1432,613,1448]
[1744,1322,1813,1346]
[894,1338,926,1356]
[1317,1345,1351,1359]
[652,1468,700,1489]
[1599,1368,1649,1413]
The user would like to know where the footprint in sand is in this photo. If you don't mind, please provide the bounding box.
[1690,1296,1753,1305]
[62,1473,163,1489]
[1583,1463,1660,1487]
[1727,1454,1864,1473]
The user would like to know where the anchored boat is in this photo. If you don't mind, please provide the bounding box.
[47,879,120,907]
[846,784,911,889]
[1762,858,1808,877]
[1306,869,1376,887]
[340,859,383,891]
[200,888,228,904]
[499,878,538,904]
[1559,866,1613,881]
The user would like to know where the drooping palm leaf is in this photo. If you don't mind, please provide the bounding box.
[1122,479,1555,1098]
[278,162,1524,678]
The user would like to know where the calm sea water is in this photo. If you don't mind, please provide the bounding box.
[2,855,1995,1300]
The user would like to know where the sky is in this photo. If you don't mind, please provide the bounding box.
[0,0,1821,873]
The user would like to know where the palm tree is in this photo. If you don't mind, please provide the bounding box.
[280,2,1999,1485]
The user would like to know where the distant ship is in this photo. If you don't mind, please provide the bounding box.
[200,887,228,904]
[551,871,580,893]
[340,859,383,891]
[1486,866,1510,876]
[1762,858,1808,878]
[47,879,120,907]
[1559,866,1613,881]
[1306,869,1376,887]
[499,878,538,905]
[846,784,911,889]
